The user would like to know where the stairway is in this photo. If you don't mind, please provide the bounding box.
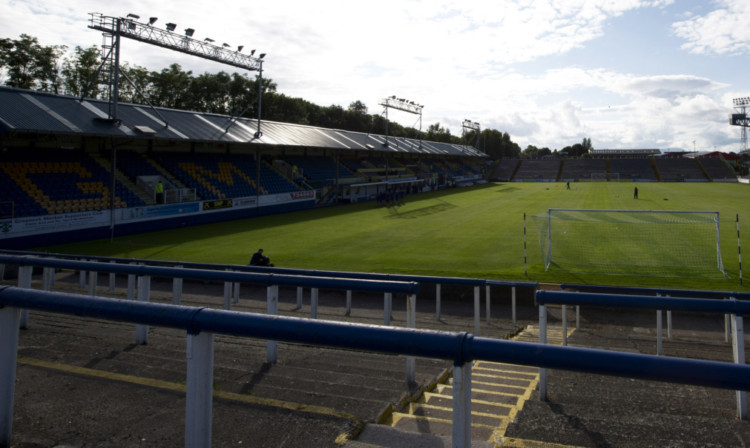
[351,323,580,447]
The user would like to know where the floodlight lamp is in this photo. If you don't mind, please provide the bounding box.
[259,53,266,59]
[222,43,230,47]
[250,49,256,56]
[127,13,140,19]
[166,22,176,31]
[237,45,244,52]
[204,37,214,43]
[185,28,195,37]
[149,17,158,25]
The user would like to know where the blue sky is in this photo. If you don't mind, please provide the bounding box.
[1,0,749,153]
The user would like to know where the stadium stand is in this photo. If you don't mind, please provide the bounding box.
[512,159,561,181]
[559,158,607,181]
[697,157,738,182]
[608,158,657,181]
[489,159,520,181]
[654,157,708,181]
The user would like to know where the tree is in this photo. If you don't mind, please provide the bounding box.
[61,45,102,97]
[0,34,65,92]
[146,63,193,109]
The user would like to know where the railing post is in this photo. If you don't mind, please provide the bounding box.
[730,310,747,420]
[512,286,517,326]
[109,260,116,292]
[562,304,568,346]
[406,294,416,383]
[295,286,305,310]
[136,276,150,345]
[88,271,98,296]
[384,292,392,326]
[42,267,53,291]
[310,288,319,319]
[473,286,480,336]
[172,265,183,305]
[17,265,31,330]
[485,284,491,325]
[436,283,441,321]
[296,287,303,311]
[576,305,580,330]
[666,295,672,340]
[79,262,87,289]
[223,270,232,310]
[656,309,663,356]
[539,303,548,401]
[185,330,214,448]
[452,360,472,448]
[127,264,136,301]
[267,285,279,363]
[0,306,20,448]
[233,282,240,304]
[345,290,352,316]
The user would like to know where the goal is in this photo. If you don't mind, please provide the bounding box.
[590,172,619,181]
[533,209,726,278]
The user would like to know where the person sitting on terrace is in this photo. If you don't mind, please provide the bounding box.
[250,249,274,267]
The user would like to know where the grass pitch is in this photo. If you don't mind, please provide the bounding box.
[43,181,750,291]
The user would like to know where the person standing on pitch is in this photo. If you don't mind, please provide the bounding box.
[634,186,638,199]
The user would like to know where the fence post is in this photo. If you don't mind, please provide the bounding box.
[384,293,392,326]
[109,260,116,292]
[17,265,32,329]
[452,360,472,448]
[185,330,214,448]
[656,310,663,356]
[436,283,441,321]
[136,276,151,345]
[127,265,136,301]
[539,303,548,401]
[512,286,517,326]
[406,294,416,383]
[296,287,303,310]
[730,310,747,420]
[223,270,232,310]
[42,267,53,291]
[79,262,87,289]
[172,265,183,305]
[311,288,319,319]
[485,284,491,325]
[0,305,20,448]
[345,290,352,316]
[562,304,568,346]
[576,305,580,330]
[233,282,240,304]
[88,271,98,296]
[267,285,279,364]
[473,286,480,336]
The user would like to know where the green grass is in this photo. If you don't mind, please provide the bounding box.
[41,181,750,292]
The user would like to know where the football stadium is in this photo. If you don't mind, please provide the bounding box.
[2,12,750,448]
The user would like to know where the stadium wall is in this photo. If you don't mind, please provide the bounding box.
[0,192,315,250]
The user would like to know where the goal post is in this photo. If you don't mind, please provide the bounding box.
[533,209,725,278]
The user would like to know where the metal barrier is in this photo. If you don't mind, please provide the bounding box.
[3,286,750,447]
[0,250,538,334]
[536,290,750,419]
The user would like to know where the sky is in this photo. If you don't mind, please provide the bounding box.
[1,0,749,153]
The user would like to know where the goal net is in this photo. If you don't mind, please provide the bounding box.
[532,209,726,278]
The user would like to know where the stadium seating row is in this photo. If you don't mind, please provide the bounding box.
[493,156,737,182]
[1,148,482,218]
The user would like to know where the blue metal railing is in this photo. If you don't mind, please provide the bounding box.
[2,286,750,447]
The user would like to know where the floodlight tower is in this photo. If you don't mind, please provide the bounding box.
[378,95,423,148]
[731,97,750,152]
[86,12,266,135]
[461,119,481,149]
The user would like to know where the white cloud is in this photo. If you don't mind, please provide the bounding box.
[672,0,750,55]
